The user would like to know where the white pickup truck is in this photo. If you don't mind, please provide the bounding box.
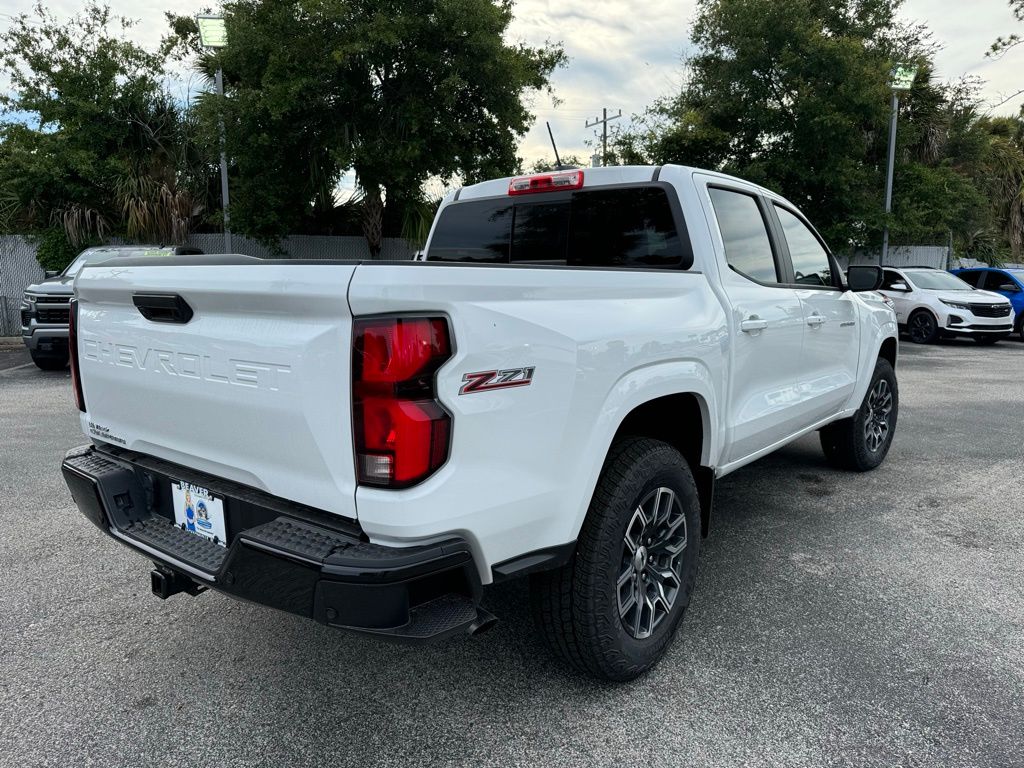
[62,165,898,680]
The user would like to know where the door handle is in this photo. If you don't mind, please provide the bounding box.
[740,317,769,333]
[806,313,826,327]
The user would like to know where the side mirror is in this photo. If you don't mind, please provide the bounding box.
[889,281,910,292]
[846,265,883,292]
[44,270,60,279]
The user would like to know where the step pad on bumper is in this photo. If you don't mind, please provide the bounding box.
[241,518,355,563]
[126,516,228,574]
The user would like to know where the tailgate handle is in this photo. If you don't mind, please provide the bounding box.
[132,293,194,324]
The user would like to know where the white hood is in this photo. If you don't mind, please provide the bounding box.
[923,289,1010,305]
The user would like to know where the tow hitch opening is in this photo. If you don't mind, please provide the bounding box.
[151,565,206,600]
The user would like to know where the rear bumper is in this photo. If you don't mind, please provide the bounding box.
[61,445,489,643]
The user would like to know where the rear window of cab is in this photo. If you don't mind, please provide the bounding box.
[427,185,692,269]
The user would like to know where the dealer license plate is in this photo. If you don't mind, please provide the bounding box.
[171,481,227,547]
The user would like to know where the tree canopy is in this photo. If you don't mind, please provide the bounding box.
[614,0,1024,260]
[166,0,565,254]
[0,2,208,263]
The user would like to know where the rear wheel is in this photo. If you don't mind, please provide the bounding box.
[30,351,68,371]
[820,358,898,471]
[530,438,701,681]
[907,310,938,344]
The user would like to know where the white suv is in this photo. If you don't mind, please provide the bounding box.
[879,267,1014,344]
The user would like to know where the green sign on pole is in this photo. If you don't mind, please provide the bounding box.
[890,64,918,92]
[197,15,228,49]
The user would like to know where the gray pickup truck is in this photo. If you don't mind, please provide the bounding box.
[21,245,202,369]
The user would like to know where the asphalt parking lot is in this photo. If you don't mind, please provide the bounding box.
[1,338,1022,768]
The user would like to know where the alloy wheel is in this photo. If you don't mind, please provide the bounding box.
[863,378,893,452]
[617,487,688,639]
[910,313,934,343]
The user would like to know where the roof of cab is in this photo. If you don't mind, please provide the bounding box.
[451,164,782,203]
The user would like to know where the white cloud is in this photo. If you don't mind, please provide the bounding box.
[901,0,1024,114]
[2,0,1021,166]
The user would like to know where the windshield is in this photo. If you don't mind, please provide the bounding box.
[63,248,166,277]
[904,270,973,291]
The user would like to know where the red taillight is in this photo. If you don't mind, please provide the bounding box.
[68,298,85,412]
[508,169,584,195]
[353,316,452,487]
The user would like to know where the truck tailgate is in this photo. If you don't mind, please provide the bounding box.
[74,262,359,519]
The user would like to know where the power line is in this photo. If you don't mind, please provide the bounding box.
[585,108,622,167]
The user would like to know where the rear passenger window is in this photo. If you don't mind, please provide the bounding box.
[428,200,512,262]
[708,188,779,284]
[427,186,688,268]
[774,206,833,287]
[958,271,984,287]
[569,187,683,268]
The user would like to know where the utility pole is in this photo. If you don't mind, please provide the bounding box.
[214,66,232,254]
[586,108,622,167]
[881,90,899,265]
[197,15,232,253]
[881,64,917,265]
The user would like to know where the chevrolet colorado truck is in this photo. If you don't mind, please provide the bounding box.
[20,245,203,369]
[61,165,899,680]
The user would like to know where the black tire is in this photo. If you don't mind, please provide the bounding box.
[820,358,898,471]
[530,438,701,681]
[30,351,68,371]
[973,334,1008,345]
[907,310,938,344]
[1017,315,1024,342]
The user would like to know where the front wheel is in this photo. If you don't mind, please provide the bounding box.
[820,358,898,471]
[30,351,69,371]
[907,310,938,344]
[530,438,701,681]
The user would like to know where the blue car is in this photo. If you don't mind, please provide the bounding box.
[952,267,1024,341]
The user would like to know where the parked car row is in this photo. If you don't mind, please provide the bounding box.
[877,266,1022,345]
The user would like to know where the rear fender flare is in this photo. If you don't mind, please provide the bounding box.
[567,360,719,543]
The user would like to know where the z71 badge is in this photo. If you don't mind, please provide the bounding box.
[459,367,535,395]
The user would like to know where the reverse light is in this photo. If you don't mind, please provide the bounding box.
[68,298,86,412]
[508,170,584,196]
[353,316,452,488]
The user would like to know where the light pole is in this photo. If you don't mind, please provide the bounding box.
[881,64,917,265]
[197,15,232,253]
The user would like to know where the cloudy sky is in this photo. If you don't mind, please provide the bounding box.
[2,0,1022,170]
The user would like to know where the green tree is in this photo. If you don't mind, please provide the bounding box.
[529,154,586,172]
[612,0,965,250]
[167,0,565,255]
[0,2,206,265]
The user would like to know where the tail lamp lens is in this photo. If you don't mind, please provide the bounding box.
[353,317,452,487]
[68,298,86,412]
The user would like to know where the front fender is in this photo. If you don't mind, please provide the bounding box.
[842,301,899,414]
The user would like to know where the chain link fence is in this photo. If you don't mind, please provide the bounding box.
[0,234,416,337]
[0,236,44,336]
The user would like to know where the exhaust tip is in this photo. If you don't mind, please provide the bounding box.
[467,608,498,636]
